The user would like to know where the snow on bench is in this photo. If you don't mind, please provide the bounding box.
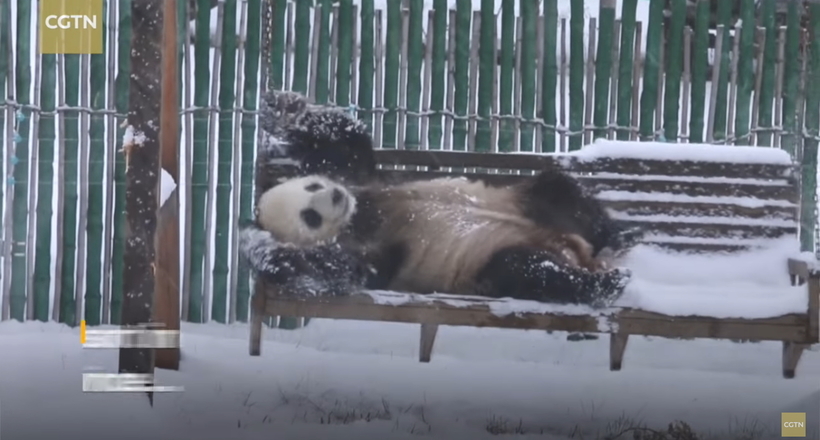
[250,139,819,378]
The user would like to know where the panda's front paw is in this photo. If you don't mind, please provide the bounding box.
[589,267,631,309]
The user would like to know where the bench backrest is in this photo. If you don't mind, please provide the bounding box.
[372,147,800,254]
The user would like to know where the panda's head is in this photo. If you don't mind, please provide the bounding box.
[256,175,356,246]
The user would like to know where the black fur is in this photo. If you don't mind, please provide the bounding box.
[243,90,644,307]
[475,246,630,308]
[515,163,645,257]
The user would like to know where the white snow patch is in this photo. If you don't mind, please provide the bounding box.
[571,139,795,165]
[122,125,146,147]
[616,238,809,319]
[160,168,176,207]
[1,319,818,440]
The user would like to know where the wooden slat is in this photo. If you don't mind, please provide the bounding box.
[377,168,798,204]
[373,150,797,180]
[583,178,798,202]
[642,241,756,254]
[617,220,796,240]
[602,200,797,222]
[261,292,813,343]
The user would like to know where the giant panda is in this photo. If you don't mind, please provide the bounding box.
[238,90,644,308]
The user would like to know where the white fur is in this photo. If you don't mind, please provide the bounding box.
[255,175,357,246]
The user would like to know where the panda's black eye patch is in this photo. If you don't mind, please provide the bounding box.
[300,208,323,229]
[305,183,324,192]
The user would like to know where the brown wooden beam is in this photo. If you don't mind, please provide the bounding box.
[154,0,181,371]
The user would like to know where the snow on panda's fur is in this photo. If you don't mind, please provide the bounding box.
[238,175,370,297]
[239,90,645,307]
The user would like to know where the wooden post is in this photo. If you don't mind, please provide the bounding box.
[118,0,164,405]
[154,0,181,371]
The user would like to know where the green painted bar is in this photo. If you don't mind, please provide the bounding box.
[291,0,311,93]
[314,0,331,104]
[711,0,732,142]
[0,0,9,235]
[779,0,802,157]
[592,0,615,141]
[10,0,32,321]
[59,54,80,325]
[404,0,423,149]
[733,0,757,146]
[568,0,583,150]
[615,0,637,141]
[85,3,109,326]
[518,0,536,151]
[638,0,663,140]
[688,0,709,143]
[662,0,685,142]
[236,0,263,322]
[451,0,471,151]
[212,0,238,323]
[381,0,401,148]
[357,0,375,129]
[497,0,514,152]
[426,0,446,149]
[800,3,820,251]
[270,0,286,90]
[475,0,494,152]
[188,0,214,323]
[110,0,132,325]
[756,0,776,146]
[540,0,557,152]
[335,0,353,106]
[33,52,56,322]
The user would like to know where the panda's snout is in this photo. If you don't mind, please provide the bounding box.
[332,188,344,205]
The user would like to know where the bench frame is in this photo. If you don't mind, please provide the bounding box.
[248,149,820,378]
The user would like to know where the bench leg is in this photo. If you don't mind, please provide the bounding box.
[249,293,266,356]
[782,341,807,379]
[609,334,629,371]
[419,324,439,363]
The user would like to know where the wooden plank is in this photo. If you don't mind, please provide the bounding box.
[260,293,813,343]
[705,26,724,143]
[154,0,182,370]
[580,178,799,202]
[451,0,471,151]
[497,0,515,152]
[614,221,797,240]
[371,149,797,180]
[733,0,757,146]
[601,200,797,222]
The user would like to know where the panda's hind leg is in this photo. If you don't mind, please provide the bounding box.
[474,246,631,308]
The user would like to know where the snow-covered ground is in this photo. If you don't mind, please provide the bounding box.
[1,318,818,440]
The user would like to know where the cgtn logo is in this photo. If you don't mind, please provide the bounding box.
[44,15,98,30]
[39,0,103,54]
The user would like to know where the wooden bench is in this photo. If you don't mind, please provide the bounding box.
[249,142,820,378]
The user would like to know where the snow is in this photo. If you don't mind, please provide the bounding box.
[571,139,795,165]
[617,239,809,318]
[1,319,818,440]
[160,168,176,207]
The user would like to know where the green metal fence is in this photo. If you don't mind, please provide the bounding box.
[0,0,818,328]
